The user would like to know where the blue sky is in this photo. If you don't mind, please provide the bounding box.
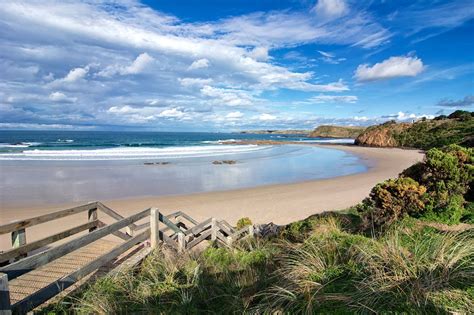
[0,0,473,131]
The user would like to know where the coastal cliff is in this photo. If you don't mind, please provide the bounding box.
[355,110,474,149]
[309,125,366,138]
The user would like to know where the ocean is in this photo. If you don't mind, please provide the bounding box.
[0,130,354,160]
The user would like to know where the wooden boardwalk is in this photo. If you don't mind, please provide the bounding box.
[0,202,254,314]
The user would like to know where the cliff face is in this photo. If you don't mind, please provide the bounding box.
[355,121,411,147]
[309,125,366,139]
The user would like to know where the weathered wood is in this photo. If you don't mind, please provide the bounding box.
[177,233,185,253]
[176,212,198,226]
[96,221,131,241]
[150,208,159,249]
[161,233,178,250]
[96,202,138,231]
[0,221,98,263]
[211,218,217,241]
[0,273,11,315]
[226,236,233,246]
[184,218,212,236]
[0,202,98,235]
[220,220,236,233]
[187,230,212,250]
[11,230,149,314]
[215,230,227,244]
[0,209,151,280]
[248,225,254,238]
[88,208,98,233]
[109,246,152,276]
[216,221,233,236]
[11,229,26,249]
[159,213,181,234]
[230,226,250,239]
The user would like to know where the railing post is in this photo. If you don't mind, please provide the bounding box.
[248,225,254,238]
[177,233,185,253]
[0,273,11,315]
[11,229,26,249]
[150,208,159,249]
[211,218,217,241]
[226,236,233,246]
[88,207,98,233]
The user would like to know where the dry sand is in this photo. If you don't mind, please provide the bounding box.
[0,145,423,249]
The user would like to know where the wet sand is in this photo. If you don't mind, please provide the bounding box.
[0,145,423,249]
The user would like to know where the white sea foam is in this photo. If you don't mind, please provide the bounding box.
[0,145,269,160]
[0,142,42,148]
[201,139,241,144]
[57,139,74,143]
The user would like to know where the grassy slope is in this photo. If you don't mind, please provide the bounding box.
[309,125,366,139]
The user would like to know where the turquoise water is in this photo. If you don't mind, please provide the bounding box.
[0,131,363,207]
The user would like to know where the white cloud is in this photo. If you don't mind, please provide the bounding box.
[312,0,348,19]
[317,50,334,58]
[201,85,256,106]
[226,111,244,119]
[355,55,425,82]
[98,53,154,77]
[158,108,185,118]
[308,94,358,103]
[49,91,77,102]
[248,47,269,61]
[258,113,277,121]
[384,111,435,121]
[188,58,210,70]
[179,77,213,87]
[63,66,88,82]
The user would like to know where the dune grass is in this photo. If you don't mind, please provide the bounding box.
[45,215,473,314]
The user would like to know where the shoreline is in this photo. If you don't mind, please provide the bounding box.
[0,145,423,249]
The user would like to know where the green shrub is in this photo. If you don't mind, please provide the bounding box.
[358,177,426,230]
[236,217,252,229]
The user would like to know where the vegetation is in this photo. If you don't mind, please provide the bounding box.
[355,110,474,149]
[45,145,474,314]
[309,125,366,139]
[357,145,473,230]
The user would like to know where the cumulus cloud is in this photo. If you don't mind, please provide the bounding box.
[258,113,277,121]
[355,55,425,82]
[98,53,154,77]
[158,108,185,118]
[178,77,213,87]
[437,95,474,108]
[188,58,210,70]
[383,111,434,121]
[201,85,256,106]
[49,91,77,103]
[62,66,88,82]
[225,111,244,120]
[312,0,348,19]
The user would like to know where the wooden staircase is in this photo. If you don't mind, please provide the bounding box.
[0,202,254,314]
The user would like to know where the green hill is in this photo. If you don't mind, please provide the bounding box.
[309,125,366,138]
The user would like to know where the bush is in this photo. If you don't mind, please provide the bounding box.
[236,217,252,229]
[358,177,426,230]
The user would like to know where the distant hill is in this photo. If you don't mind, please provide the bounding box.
[355,110,474,149]
[308,125,366,139]
[240,130,311,135]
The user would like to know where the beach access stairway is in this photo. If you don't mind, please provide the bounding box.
[0,202,254,314]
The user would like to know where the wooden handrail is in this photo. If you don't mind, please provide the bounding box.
[0,208,151,280]
[0,202,98,235]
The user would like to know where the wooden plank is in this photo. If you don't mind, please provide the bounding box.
[177,233,185,253]
[0,273,11,315]
[96,202,138,230]
[230,226,250,239]
[161,233,178,250]
[11,229,26,249]
[0,202,98,235]
[176,212,198,226]
[215,230,227,244]
[220,220,236,233]
[88,208,98,233]
[150,208,159,249]
[96,222,131,241]
[11,231,149,314]
[186,230,212,250]
[184,218,212,236]
[159,213,181,234]
[211,218,217,241]
[0,209,151,280]
[0,221,98,264]
[108,246,152,276]
[216,221,233,236]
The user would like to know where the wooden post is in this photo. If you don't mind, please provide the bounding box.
[11,229,26,249]
[211,218,217,241]
[0,273,11,315]
[248,225,254,238]
[177,233,185,253]
[150,208,159,249]
[88,208,98,233]
[226,236,233,246]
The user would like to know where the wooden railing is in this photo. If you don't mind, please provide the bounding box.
[0,202,254,314]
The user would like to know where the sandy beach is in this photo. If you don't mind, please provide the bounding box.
[0,145,423,249]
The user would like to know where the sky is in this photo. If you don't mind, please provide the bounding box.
[0,0,473,131]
